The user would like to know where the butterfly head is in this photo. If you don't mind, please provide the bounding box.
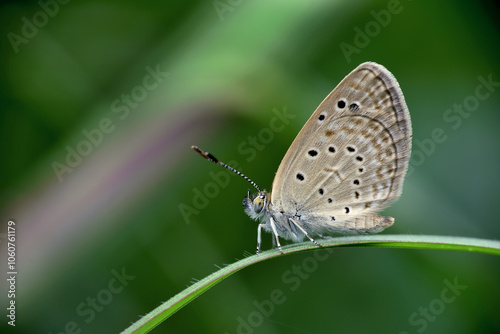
[243,189,269,220]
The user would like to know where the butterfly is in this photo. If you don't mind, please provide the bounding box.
[193,62,412,254]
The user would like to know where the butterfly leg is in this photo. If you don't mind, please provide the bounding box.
[269,217,283,254]
[289,218,322,247]
[256,223,266,254]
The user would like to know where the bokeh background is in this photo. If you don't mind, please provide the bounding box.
[1,0,500,333]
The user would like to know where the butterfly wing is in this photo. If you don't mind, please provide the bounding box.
[270,62,411,233]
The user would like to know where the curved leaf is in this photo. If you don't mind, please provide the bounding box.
[121,234,500,333]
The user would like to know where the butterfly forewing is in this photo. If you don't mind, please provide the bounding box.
[270,62,411,224]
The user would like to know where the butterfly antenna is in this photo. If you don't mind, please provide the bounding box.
[191,145,261,192]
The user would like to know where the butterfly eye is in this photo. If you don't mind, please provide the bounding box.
[253,196,265,214]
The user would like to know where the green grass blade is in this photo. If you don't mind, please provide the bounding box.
[121,234,500,333]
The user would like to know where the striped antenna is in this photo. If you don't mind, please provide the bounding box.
[191,145,261,192]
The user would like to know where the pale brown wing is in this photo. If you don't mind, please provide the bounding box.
[270,62,411,224]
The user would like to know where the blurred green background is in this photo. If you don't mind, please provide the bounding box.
[1,0,499,333]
